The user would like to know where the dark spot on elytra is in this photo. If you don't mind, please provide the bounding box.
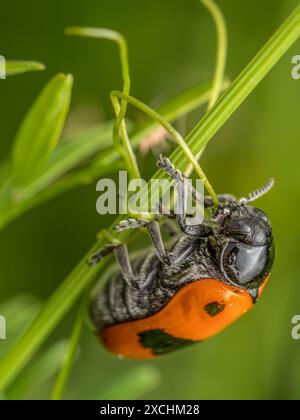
[205,302,225,317]
[138,329,196,355]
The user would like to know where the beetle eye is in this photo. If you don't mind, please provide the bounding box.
[221,242,270,288]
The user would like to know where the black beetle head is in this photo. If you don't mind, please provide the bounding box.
[215,204,274,289]
[213,203,272,247]
[210,178,275,291]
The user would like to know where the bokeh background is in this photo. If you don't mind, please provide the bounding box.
[1,0,300,400]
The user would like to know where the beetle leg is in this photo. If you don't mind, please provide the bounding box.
[87,243,117,266]
[87,229,121,266]
[113,244,142,289]
[88,241,142,289]
[147,220,169,263]
[114,219,169,264]
[157,155,212,237]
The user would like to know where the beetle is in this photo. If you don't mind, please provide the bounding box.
[89,155,275,359]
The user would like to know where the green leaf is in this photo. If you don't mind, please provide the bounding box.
[16,121,115,200]
[11,73,73,187]
[6,61,45,76]
[94,366,161,400]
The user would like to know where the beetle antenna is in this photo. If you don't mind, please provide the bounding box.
[239,178,275,205]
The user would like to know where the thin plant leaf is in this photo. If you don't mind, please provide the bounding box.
[6,61,45,76]
[11,73,73,187]
[1,3,300,389]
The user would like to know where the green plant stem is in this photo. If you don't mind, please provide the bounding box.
[111,90,218,204]
[51,293,89,400]
[66,27,140,179]
[1,3,300,391]
[185,0,228,177]
[110,95,141,178]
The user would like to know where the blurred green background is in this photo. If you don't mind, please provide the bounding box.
[1,0,300,400]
